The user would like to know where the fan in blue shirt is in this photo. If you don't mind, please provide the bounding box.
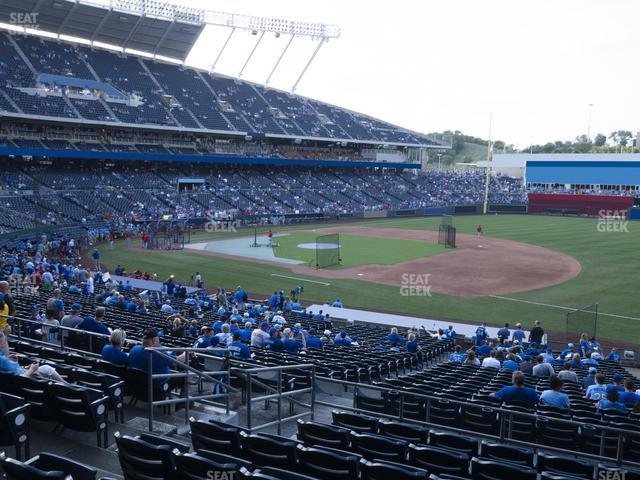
[619,378,640,408]
[77,310,110,336]
[598,386,628,412]
[449,345,467,363]
[101,329,129,366]
[387,327,405,344]
[228,333,251,359]
[539,375,570,410]
[475,323,488,346]
[128,328,185,375]
[492,371,539,406]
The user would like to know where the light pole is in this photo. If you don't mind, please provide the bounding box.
[437,153,443,170]
[587,103,594,140]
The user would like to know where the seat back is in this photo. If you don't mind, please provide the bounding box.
[349,431,408,462]
[0,456,67,480]
[296,420,350,449]
[174,452,239,480]
[190,418,243,454]
[360,458,429,480]
[378,420,428,444]
[537,453,595,478]
[430,431,479,457]
[240,431,297,468]
[115,433,176,480]
[408,444,469,477]
[296,445,361,480]
[331,410,378,433]
[471,457,537,480]
[480,441,533,466]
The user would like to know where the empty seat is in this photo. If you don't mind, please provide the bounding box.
[115,432,176,480]
[0,392,31,460]
[360,458,429,479]
[332,410,378,433]
[1,452,98,480]
[537,453,595,479]
[196,449,253,471]
[480,442,533,466]
[378,420,428,444]
[471,457,537,480]
[174,451,244,480]
[350,431,408,462]
[297,419,351,449]
[258,466,321,480]
[190,417,244,454]
[240,431,298,468]
[296,445,361,480]
[430,431,479,457]
[408,444,470,477]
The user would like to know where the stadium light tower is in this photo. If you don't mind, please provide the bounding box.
[587,103,594,140]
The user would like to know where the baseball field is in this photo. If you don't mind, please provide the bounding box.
[98,215,640,345]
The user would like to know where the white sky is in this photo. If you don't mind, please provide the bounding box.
[178,0,636,148]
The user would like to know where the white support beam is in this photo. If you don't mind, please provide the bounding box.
[238,31,264,78]
[265,34,294,86]
[210,27,235,71]
[121,13,146,50]
[291,38,326,93]
[90,9,113,45]
[153,19,176,58]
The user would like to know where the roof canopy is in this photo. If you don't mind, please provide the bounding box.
[0,0,205,60]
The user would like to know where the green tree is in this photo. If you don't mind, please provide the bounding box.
[609,130,633,147]
[593,133,607,147]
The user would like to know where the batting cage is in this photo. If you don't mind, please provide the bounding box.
[566,302,598,340]
[315,233,341,269]
[438,225,457,248]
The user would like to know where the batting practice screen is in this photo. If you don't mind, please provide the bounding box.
[315,233,341,269]
[438,225,457,248]
[566,302,598,340]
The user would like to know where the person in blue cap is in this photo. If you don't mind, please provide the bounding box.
[251,321,271,348]
[334,331,352,346]
[305,327,323,350]
[228,332,251,359]
[597,385,627,412]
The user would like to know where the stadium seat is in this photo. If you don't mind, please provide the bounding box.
[196,449,253,471]
[378,419,429,444]
[0,392,31,460]
[189,417,245,454]
[49,383,109,448]
[239,431,298,468]
[429,431,479,457]
[296,445,362,480]
[0,452,98,480]
[114,432,176,480]
[296,419,351,449]
[360,458,430,479]
[349,431,409,462]
[537,453,595,478]
[332,410,379,433]
[471,457,537,480]
[479,441,534,467]
[408,444,470,477]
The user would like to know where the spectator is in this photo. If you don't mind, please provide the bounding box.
[227,332,251,359]
[160,300,174,314]
[540,375,571,410]
[519,356,534,374]
[597,385,627,412]
[61,303,84,342]
[449,345,466,363]
[586,373,609,401]
[128,328,186,376]
[193,327,214,349]
[215,323,232,346]
[387,327,405,344]
[77,307,110,335]
[557,362,578,384]
[332,298,343,308]
[0,281,16,318]
[465,351,480,366]
[40,309,60,344]
[251,322,271,348]
[503,354,519,371]
[611,373,625,392]
[491,371,539,406]
[512,323,526,343]
[0,332,65,382]
[306,328,323,350]
[582,367,598,389]
[284,328,305,354]
[101,329,129,366]
[334,331,352,346]
[529,320,544,344]
[445,325,456,340]
[620,379,640,408]
[482,349,501,369]
[532,355,554,377]
[607,348,621,362]
[405,333,420,354]
[475,322,488,346]
[497,323,510,343]
[0,292,11,335]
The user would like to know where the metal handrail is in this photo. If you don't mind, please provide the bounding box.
[235,363,316,434]
[315,376,640,467]
[145,347,238,432]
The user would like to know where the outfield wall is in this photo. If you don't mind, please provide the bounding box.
[528,193,634,216]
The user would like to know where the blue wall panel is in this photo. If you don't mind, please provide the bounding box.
[526,161,640,185]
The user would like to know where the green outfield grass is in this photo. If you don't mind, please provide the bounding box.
[273,231,445,267]
[98,215,640,344]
